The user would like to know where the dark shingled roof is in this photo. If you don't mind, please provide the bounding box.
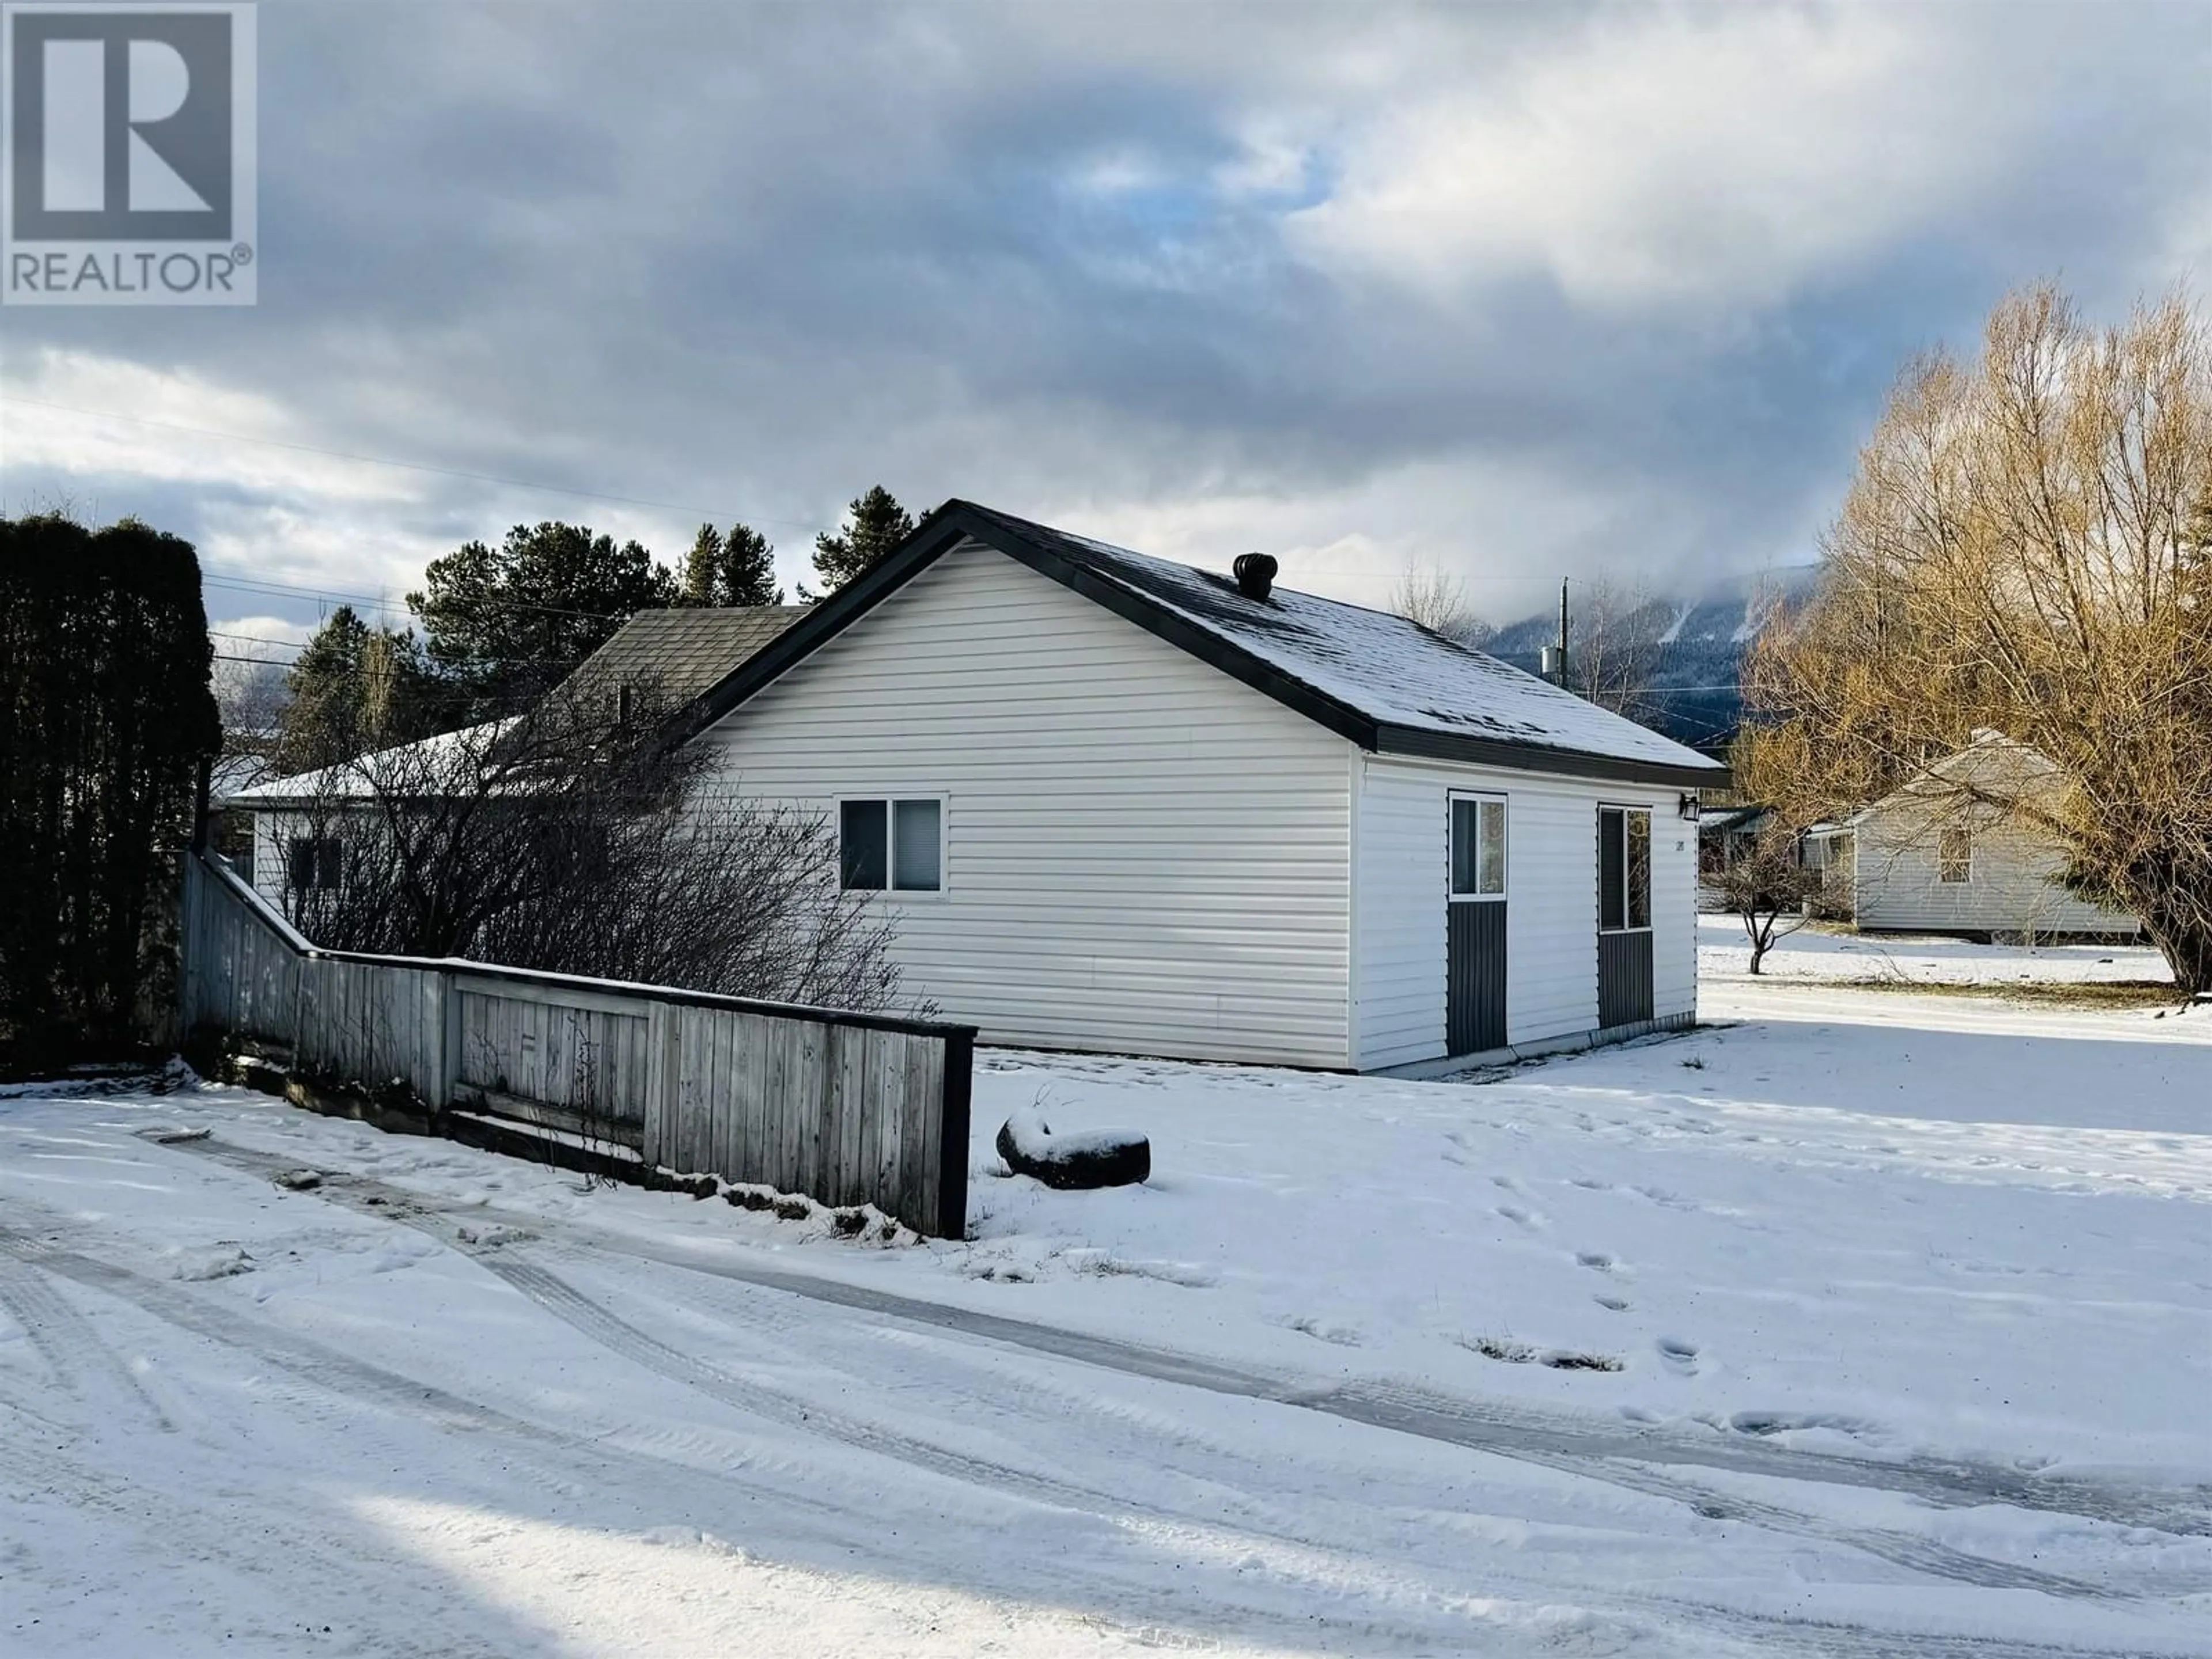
[558,605,806,713]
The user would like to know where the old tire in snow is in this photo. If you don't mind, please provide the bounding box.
[996,1107,1149,1191]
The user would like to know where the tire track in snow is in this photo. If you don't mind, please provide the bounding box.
[154,1141,2173,1612]
[0,1251,173,1431]
[407,1234,2212,1649]
[0,1226,1514,1656]
[480,1237,2126,1603]
[0,1434,520,1659]
[13,1169,2192,1659]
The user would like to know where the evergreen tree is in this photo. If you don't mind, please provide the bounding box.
[0,514,219,1070]
[409,521,678,717]
[810,487,914,595]
[681,524,725,606]
[721,522,783,606]
[683,521,784,607]
[274,605,441,773]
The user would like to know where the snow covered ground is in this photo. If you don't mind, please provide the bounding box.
[3,964,2208,1656]
[1698,910,2175,987]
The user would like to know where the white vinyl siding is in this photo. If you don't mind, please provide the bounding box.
[1354,759,1698,1069]
[1854,810,2138,936]
[1850,737,2139,937]
[697,539,1355,1066]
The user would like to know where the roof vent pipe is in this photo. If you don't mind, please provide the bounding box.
[1232,552,1278,601]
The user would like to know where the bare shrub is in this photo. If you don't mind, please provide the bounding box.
[274,678,904,1010]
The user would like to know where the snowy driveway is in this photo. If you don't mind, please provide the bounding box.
[3,975,2209,1656]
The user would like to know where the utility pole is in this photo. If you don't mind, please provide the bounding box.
[1542,577,1570,688]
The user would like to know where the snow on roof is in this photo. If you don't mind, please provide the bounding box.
[209,751,275,800]
[964,506,1724,779]
[226,612,803,813]
[222,719,518,807]
[1699,804,1768,834]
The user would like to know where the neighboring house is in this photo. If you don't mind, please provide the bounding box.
[554,603,807,714]
[204,749,280,885]
[1813,732,2139,942]
[228,501,1728,1072]
[1696,804,1769,875]
[224,607,808,908]
[224,718,519,904]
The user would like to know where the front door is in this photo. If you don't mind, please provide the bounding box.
[1447,794,1508,1055]
[1597,805,1655,1027]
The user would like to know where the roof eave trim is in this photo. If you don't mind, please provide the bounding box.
[973,519,1380,752]
[1373,723,1729,791]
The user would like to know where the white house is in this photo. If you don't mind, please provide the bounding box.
[661,502,1724,1071]
[232,502,1728,1071]
[1807,732,2139,942]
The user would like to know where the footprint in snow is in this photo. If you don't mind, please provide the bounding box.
[1495,1204,1544,1229]
[1592,1295,1630,1313]
[1574,1251,1618,1272]
[1657,1336,1700,1376]
[1286,1315,1362,1348]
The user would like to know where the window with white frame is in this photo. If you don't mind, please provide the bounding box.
[1449,796,1506,899]
[839,798,942,893]
[1598,806,1652,931]
[1937,825,1972,884]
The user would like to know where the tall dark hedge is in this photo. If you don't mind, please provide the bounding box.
[0,516,219,1071]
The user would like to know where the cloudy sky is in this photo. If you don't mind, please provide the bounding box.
[3,0,2207,660]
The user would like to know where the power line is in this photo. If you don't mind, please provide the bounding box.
[209,628,308,648]
[0,393,824,532]
[203,573,395,607]
[203,570,649,626]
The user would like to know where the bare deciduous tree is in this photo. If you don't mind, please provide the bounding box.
[211,654,290,789]
[1711,821,1822,975]
[1744,282,2212,994]
[1389,562,1491,647]
[273,680,906,1010]
[1569,575,1668,721]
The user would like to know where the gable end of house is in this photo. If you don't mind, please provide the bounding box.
[679,500,1727,791]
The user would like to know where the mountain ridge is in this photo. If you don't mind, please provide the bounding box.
[1476,564,1821,751]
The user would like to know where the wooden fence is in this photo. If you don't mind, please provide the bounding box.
[180,853,974,1237]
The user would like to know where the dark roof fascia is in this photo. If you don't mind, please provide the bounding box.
[963,509,1382,752]
[1376,723,1730,791]
[676,498,1730,790]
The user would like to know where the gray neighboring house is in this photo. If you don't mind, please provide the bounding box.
[554,604,808,715]
[224,605,806,906]
[1805,732,2139,942]
[231,501,1730,1071]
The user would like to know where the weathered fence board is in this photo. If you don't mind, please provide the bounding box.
[181,852,974,1236]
